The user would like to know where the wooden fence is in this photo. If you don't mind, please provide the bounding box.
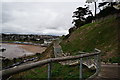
[1,49,101,80]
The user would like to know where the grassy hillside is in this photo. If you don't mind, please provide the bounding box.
[7,15,120,80]
[61,16,120,63]
[10,43,94,79]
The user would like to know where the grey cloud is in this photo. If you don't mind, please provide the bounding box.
[2,2,86,36]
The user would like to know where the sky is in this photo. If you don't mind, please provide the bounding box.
[1,0,109,36]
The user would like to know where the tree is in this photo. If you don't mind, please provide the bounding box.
[86,0,98,17]
[69,26,76,34]
[97,7,120,18]
[13,58,17,63]
[3,58,10,66]
[98,2,109,10]
[97,0,120,19]
[98,0,119,9]
[72,6,93,27]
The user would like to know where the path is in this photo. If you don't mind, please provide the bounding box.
[96,64,120,79]
[53,40,63,57]
[53,39,120,79]
[53,39,78,65]
[53,39,98,68]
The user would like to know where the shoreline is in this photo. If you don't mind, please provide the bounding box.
[1,43,47,59]
[2,42,47,53]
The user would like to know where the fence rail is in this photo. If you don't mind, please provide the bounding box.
[1,49,101,80]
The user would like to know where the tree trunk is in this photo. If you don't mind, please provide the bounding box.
[94,2,97,17]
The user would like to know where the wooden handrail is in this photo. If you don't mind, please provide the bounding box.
[1,49,101,79]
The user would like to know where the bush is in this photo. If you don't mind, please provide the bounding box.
[109,57,120,63]
[69,27,76,34]
[63,34,70,40]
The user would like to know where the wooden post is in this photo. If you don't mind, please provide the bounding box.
[79,58,82,80]
[48,63,51,80]
[95,55,99,74]
[2,50,101,78]
[98,54,101,73]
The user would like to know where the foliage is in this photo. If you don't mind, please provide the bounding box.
[96,7,120,19]
[98,1,120,10]
[62,34,70,40]
[86,0,98,3]
[10,63,95,79]
[72,6,93,28]
[109,57,120,63]
[86,0,97,17]
[69,26,77,34]
[61,16,119,63]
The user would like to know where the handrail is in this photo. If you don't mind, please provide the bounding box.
[1,49,101,80]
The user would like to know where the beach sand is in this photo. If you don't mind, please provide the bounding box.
[1,43,47,59]
[19,44,46,54]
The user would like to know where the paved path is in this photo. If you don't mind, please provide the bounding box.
[96,64,120,79]
[53,39,97,68]
[53,40,63,57]
[53,40,120,79]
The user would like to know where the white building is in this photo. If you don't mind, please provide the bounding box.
[44,40,52,44]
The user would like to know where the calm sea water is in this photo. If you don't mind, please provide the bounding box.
[1,44,34,59]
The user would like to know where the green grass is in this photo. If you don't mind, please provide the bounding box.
[2,53,42,68]
[5,14,120,80]
[10,62,95,80]
[109,57,120,63]
[8,42,95,80]
[60,16,119,63]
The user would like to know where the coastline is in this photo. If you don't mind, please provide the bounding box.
[19,44,47,54]
[1,43,47,59]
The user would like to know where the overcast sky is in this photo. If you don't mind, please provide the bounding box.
[1,0,101,36]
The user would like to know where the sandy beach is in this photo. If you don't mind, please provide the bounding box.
[1,43,47,59]
[19,44,47,53]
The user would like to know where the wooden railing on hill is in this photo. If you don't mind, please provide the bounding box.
[1,49,101,80]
